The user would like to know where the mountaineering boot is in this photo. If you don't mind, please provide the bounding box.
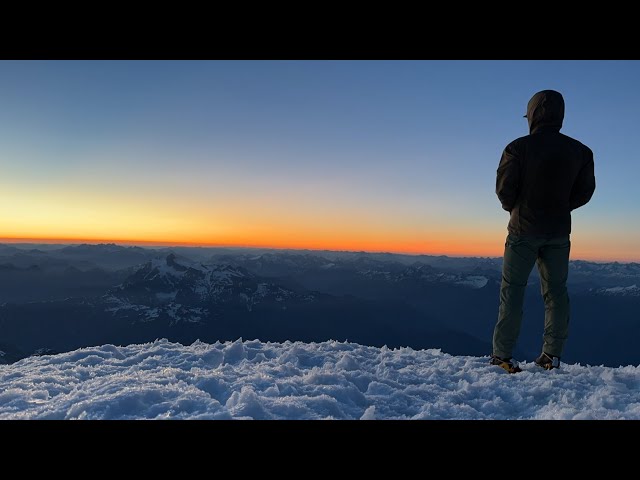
[490,354,522,373]
[535,352,561,370]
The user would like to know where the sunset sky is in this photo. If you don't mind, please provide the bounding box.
[1,60,638,261]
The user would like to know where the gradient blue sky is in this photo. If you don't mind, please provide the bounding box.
[0,60,638,261]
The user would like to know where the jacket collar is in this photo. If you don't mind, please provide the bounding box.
[531,125,561,134]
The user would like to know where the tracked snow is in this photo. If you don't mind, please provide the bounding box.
[1,339,638,420]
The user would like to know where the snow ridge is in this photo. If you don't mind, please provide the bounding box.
[1,339,638,420]
[595,284,640,296]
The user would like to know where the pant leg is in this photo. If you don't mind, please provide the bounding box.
[536,235,571,357]
[493,234,539,358]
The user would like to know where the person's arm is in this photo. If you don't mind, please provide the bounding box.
[496,143,520,212]
[570,148,596,211]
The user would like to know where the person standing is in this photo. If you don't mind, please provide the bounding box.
[491,90,596,373]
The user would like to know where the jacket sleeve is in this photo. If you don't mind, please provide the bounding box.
[570,148,596,211]
[496,143,520,212]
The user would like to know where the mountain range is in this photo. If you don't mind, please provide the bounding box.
[0,243,638,366]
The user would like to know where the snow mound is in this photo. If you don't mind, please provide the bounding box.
[1,339,638,419]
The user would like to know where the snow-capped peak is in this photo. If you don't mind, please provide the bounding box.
[103,255,309,324]
[150,253,209,276]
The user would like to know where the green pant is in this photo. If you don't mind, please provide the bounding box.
[493,233,571,359]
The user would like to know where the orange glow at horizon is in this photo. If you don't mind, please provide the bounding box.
[0,233,501,256]
[0,185,505,257]
[1,185,636,263]
[0,233,635,263]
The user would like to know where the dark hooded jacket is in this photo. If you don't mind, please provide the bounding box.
[496,90,596,236]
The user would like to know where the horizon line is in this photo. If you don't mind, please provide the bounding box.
[0,236,637,264]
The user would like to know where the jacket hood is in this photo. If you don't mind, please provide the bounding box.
[525,90,564,134]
